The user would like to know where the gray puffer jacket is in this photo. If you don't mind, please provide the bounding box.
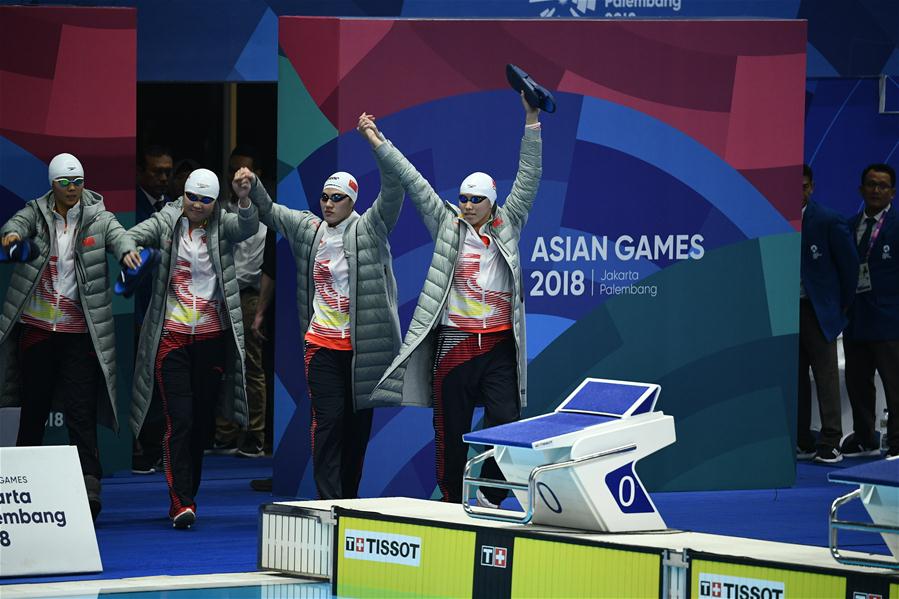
[0,190,136,430]
[249,141,403,409]
[371,128,542,408]
[127,199,258,435]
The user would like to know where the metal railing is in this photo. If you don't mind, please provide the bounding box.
[829,488,899,570]
[461,443,637,524]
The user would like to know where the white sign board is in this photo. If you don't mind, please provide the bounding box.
[0,445,102,577]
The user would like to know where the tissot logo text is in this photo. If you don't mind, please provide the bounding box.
[697,573,784,599]
[480,545,508,568]
[343,529,421,566]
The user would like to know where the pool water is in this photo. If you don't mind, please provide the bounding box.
[113,584,331,598]
[6,582,334,599]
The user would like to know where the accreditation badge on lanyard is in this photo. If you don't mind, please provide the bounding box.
[857,217,885,294]
[856,262,872,293]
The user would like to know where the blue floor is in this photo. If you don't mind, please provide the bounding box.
[656,457,889,552]
[4,454,890,586]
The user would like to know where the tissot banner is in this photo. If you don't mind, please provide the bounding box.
[274,18,805,496]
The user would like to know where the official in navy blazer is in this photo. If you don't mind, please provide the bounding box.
[841,163,899,459]
[798,165,858,463]
[131,144,174,476]
[136,145,174,223]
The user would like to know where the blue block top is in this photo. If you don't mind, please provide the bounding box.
[463,412,618,448]
[828,459,899,487]
[559,379,656,417]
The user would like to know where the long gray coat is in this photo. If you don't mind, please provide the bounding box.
[127,199,258,435]
[371,128,542,408]
[249,141,403,409]
[0,190,136,431]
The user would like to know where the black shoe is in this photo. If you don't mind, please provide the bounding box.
[813,446,843,464]
[840,433,881,457]
[237,436,264,458]
[84,475,102,522]
[250,478,273,492]
[206,438,238,456]
[132,454,162,474]
[796,445,816,460]
[887,446,899,459]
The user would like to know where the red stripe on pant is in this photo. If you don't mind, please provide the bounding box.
[432,329,505,502]
[304,343,322,467]
[155,330,222,517]
[156,331,190,516]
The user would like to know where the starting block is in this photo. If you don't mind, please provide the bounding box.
[462,378,675,532]
[828,457,899,570]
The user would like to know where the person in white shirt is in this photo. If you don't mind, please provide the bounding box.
[370,94,542,507]
[128,168,259,529]
[232,114,404,499]
[213,145,274,458]
[0,153,140,521]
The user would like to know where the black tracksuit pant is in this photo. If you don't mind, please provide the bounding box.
[843,337,899,452]
[304,343,373,500]
[16,325,102,478]
[155,329,227,516]
[433,327,519,505]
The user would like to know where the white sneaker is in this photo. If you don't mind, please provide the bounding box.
[476,489,499,509]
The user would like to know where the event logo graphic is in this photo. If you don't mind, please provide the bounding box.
[853,593,883,599]
[810,244,822,260]
[480,545,508,568]
[529,234,702,299]
[344,529,422,566]
[531,0,597,18]
[697,573,784,599]
[531,0,683,18]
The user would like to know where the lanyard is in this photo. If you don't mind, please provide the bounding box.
[862,216,885,261]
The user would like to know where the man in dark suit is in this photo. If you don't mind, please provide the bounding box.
[841,163,899,459]
[136,144,174,223]
[798,164,858,463]
[131,144,174,474]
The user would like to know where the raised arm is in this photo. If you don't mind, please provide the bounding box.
[500,93,542,230]
[374,137,446,240]
[357,112,404,235]
[233,168,319,238]
[220,193,259,244]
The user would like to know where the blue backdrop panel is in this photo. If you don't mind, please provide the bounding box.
[5,0,896,79]
[273,18,806,497]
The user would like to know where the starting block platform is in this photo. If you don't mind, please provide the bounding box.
[829,457,899,570]
[462,378,674,532]
[259,497,899,599]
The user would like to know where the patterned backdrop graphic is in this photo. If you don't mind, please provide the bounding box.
[136,0,899,81]
[0,6,137,473]
[803,78,899,218]
[273,18,807,498]
[3,0,895,80]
